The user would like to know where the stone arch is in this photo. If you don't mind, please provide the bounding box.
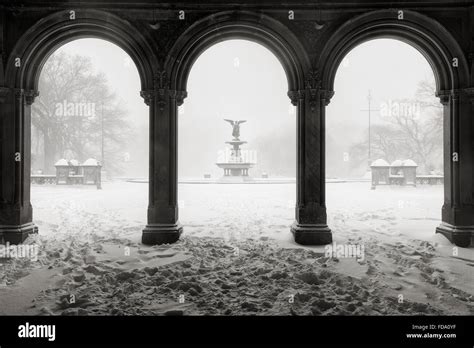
[319,9,469,95]
[165,10,311,99]
[152,11,323,246]
[319,9,472,247]
[0,9,158,245]
[5,9,157,92]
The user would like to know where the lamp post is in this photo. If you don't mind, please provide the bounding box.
[360,90,379,169]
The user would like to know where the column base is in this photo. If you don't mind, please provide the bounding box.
[291,222,332,245]
[436,222,473,248]
[142,223,183,245]
[0,222,38,244]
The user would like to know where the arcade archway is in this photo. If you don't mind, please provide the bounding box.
[319,10,472,247]
[1,8,472,247]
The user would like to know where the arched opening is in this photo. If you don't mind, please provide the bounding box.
[324,37,474,312]
[327,38,443,243]
[178,39,296,242]
[30,38,148,242]
[0,9,157,246]
[320,9,471,248]
[1,4,472,318]
[159,12,311,246]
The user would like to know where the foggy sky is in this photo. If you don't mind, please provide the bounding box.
[49,38,436,179]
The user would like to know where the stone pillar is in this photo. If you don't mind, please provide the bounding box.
[140,76,186,245]
[436,88,474,247]
[288,70,333,245]
[0,87,38,244]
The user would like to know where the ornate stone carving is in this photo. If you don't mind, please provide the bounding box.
[175,90,187,106]
[140,90,154,106]
[141,88,188,110]
[140,88,188,108]
[305,69,321,90]
[142,68,186,109]
[305,69,322,112]
[154,70,169,90]
[436,89,450,105]
[156,88,168,111]
[24,90,39,105]
[287,90,304,106]
[435,88,474,106]
[14,88,24,98]
[10,88,39,104]
[320,89,334,106]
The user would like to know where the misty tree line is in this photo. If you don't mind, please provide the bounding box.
[255,77,443,178]
[31,51,442,179]
[348,78,443,174]
[31,52,131,175]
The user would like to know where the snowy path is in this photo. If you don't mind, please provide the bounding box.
[0,182,472,315]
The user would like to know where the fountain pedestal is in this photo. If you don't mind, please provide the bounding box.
[216,140,255,178]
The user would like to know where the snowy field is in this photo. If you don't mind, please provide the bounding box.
[0,182,472,315]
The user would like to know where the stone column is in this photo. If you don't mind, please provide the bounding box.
[436,88,474,247]
[289,70,333,245]
[140,76,186,245]
[0,87,38,244]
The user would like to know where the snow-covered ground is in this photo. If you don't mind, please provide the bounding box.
[0,182,472,315]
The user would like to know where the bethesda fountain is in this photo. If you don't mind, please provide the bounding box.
[216,119,255,178]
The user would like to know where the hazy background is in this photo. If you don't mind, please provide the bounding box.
[32,38,440,180]
[180,40,293,178]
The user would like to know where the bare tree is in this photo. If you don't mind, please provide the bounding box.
[32,51,131,175]
[350,77,443,173]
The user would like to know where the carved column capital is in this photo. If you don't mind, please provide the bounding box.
[24,90,39,105]
[140,88,188,109]
[11,88,39,104]
[320,89,334,106]
[141,70,172,107]
[436,88,474,106]
[167,90,188,106]
[287,90,305,106]
[140,89,154,106]
[436,90,451,105]
[14,88,24,98]
[175,90,187,106]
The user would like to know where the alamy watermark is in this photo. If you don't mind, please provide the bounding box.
[380,100,420,118]
[18,322,55,341]
[55,100,97,118]
[0,242,39,261]
[325,242,365,262]
[217,148,258,163]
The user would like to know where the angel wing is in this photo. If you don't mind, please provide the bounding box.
[236,120,247,124]
[223,119,235,125]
